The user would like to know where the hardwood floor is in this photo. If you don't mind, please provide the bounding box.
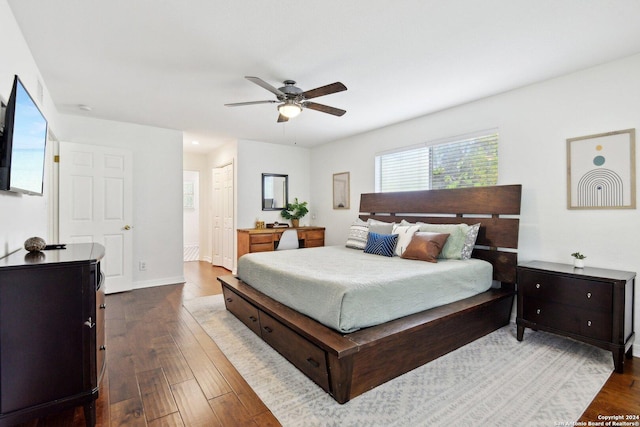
[19,261,639,426]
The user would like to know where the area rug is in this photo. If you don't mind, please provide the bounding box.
[184,295,613,427]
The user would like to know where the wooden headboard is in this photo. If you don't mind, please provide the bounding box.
[359,184,522,285]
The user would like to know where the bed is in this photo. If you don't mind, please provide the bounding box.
[218,184,521,404]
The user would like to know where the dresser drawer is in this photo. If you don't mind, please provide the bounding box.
[249,243,274,253]
[222,287,261,336]
[303,230,325,241]
[96,286,106,385]
[519,270,612,312]
[523,298,612,341]
[259,312,330,392]
[302,230,324,248]
[305,238,324,248]
[250,234,273,244]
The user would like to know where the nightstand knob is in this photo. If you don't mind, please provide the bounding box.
[586,292,592,299]
[587,320,592,327]
[536,309,541,314]
[535,283,540,289]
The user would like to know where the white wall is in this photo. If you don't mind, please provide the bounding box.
[2,3,184,291]
[0,0,60,257]
[311,53,640,351]
[236,139,311,229]
[57,115,184,289]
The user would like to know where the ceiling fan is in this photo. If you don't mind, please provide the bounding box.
[225,76,347,122]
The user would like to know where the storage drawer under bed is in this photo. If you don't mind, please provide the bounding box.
[222,287,261,336]
[259,312,330,392]
[222,286,330,392]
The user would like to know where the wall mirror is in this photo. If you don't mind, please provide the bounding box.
[262,173,288,210]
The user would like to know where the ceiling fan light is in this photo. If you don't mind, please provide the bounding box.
[278,102,302,118]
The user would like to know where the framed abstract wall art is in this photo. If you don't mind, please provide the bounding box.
[333,172,350,209]
[566,128,636,209]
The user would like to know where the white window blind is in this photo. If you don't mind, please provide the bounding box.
[375,131,498,192]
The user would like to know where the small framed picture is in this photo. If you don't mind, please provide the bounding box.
[333,172,350,209]
[567,128,636,209]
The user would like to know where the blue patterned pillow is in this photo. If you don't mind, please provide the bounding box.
[364,232,398,257]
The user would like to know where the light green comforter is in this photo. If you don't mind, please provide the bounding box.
[237,246,493,333]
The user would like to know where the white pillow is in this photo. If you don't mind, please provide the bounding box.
[392,223,420,256]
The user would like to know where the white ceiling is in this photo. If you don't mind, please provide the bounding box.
[8,1,640,153]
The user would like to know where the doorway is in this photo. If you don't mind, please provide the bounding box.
[58,141,133,294]
[183,170,200,261]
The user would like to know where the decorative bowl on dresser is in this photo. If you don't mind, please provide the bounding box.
[0,243,106,427]
[517,261,635,373]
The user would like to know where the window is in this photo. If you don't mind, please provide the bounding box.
[375,130,498,192]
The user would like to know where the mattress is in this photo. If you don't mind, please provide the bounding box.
[236,245,493,333]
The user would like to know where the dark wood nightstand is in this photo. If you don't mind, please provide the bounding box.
[517,261,635,373]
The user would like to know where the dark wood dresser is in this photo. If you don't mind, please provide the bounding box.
[517,261,635,373]
[0,243,106,427]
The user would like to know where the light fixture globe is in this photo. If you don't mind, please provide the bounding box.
[278,101,302,118]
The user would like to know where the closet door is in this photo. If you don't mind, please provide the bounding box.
[222,163,234,271]
[211,163,234,271]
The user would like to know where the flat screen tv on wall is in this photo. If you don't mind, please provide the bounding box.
[0,75,48,196]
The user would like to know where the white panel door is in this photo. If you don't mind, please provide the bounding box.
[211,167,223,266]
[59,142,133,293]
[222,164,234,271]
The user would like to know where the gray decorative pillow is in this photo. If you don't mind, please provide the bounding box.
[461,223,481,260]
[345,218,369,249]
[367,218,394,234]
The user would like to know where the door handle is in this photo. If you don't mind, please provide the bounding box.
[123,225,132,230]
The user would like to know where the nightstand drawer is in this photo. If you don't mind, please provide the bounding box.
[517,261,635,374]
[519,270,612,312]
[523,298,612,341]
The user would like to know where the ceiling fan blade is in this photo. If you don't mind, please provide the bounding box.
[245,76,285,97]
[277,114,289,123]
[303,102,346,116]
[224,100,277,107]
[302,82,347,100]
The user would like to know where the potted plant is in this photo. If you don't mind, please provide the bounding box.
[571,252,586,268]
[281,198,308,228]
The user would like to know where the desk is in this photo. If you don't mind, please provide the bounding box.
[237,226,325,259]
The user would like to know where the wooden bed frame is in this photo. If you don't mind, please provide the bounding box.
[218,184,522,404]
